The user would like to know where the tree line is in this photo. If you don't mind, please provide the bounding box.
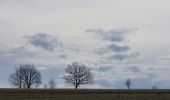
[9,62,93,89]
[8,62,158,89]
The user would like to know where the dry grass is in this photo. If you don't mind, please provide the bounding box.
[0,89,170,100]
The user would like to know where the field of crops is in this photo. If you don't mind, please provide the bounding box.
[0,89,170,100]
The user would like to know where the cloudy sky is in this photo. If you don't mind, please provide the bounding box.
[0,0,170,89]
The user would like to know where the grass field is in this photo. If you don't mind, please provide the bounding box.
[0,89,170,100]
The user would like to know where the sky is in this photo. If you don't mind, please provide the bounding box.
[0,0,170,89]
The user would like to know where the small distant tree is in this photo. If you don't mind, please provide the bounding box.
[152,85,158,89]
[9,64,42,88]
[126,78,132,89]
[63,62,93,89]
[48,79,56,89]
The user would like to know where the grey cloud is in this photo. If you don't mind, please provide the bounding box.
[58,54,67,59]
[86,28,138,42]
[129,66,141,73]
[98,66,113,72]
[94,48,108,55]
[94,44,130,55]
[25,33,62,51]
[0,46,38,66]
[112,54,127,61]
[89,27,140,62]
[107,44,130,52]
[129,52,140,58]
[2,46,38,59]
[109,52,140,61]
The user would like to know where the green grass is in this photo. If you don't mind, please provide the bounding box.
[0,89,170,100]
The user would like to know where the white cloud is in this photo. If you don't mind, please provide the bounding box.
[0,0,170,88]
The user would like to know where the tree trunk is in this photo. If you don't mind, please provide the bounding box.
[27,85,31,88]
[128,85,130,89]
[75,85,78,89]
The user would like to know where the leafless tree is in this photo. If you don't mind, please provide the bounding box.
[126,78,132,89]
[48,79,56,89]
[152,85,158,89]
[63,62,93,89]
[9,64,42,88]
[9,66,24,88]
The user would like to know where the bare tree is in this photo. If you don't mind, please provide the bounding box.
[63,62,93,89]
[9,64,42,88]
[126,78,132,89]
[22,64,42,88]
[48,79,56,89]
[9,66,24,88]
[152,85,158,89]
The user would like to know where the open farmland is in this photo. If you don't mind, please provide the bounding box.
[0,89,170,100]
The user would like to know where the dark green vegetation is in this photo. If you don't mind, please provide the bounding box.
[0,89,170,100]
